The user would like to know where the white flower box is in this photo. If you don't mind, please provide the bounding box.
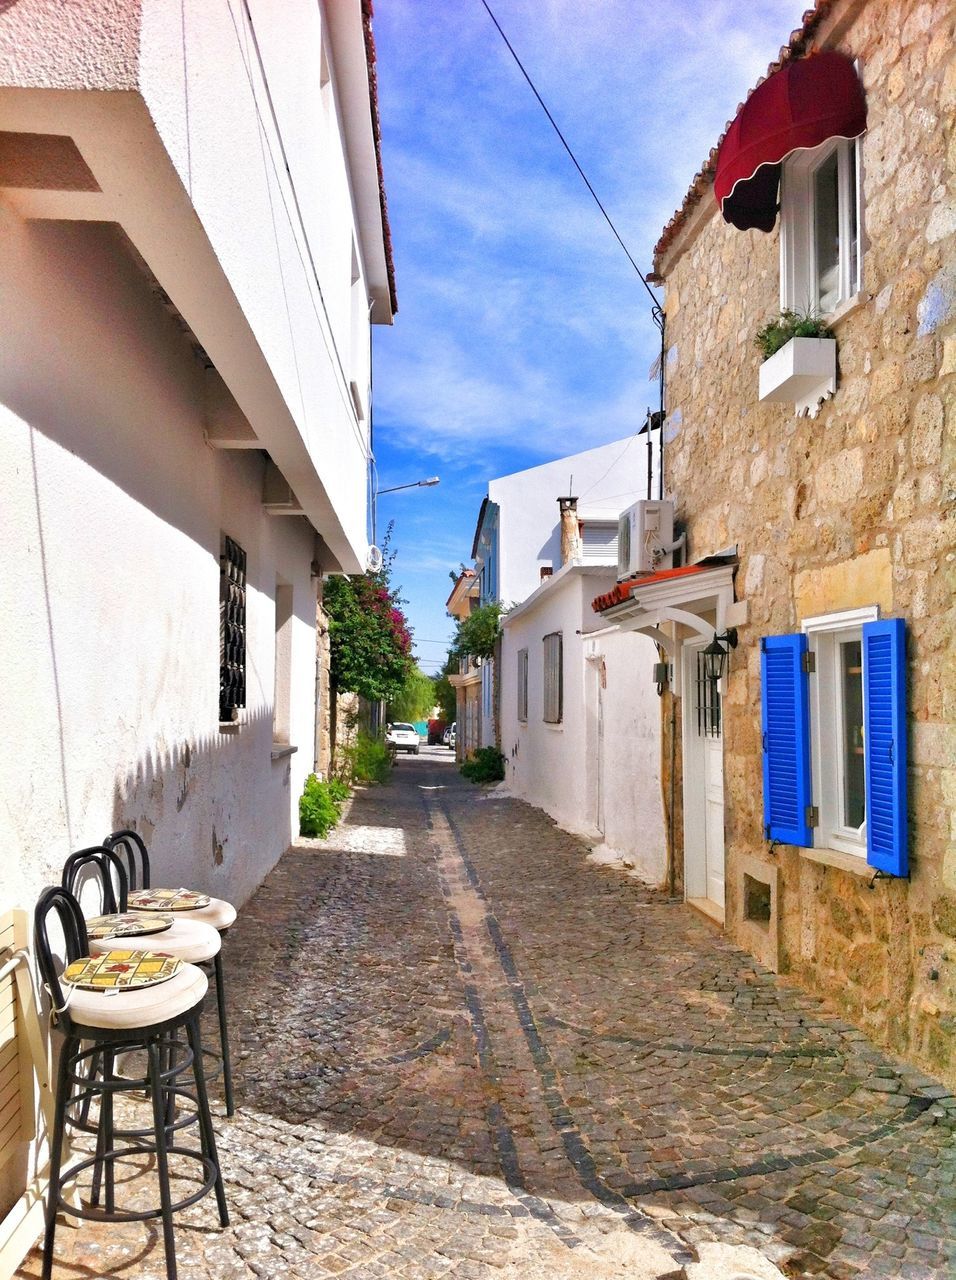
[758,336,837,418]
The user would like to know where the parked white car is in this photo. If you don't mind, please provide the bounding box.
[386,723,420,755]
[449,723,456,749]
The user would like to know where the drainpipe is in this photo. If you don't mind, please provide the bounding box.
[669,692,677,898]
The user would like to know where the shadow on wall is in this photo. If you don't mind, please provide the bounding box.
[110,709,293,903]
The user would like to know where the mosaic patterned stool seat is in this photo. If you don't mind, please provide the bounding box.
[105,829,237,1113]
[33,886,228,1280]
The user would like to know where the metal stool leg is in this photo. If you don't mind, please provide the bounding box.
[147,1040,178,1280]
[102,1049,116,1213]
[186,1017,229,1226]
[42,1035,75,1280]
[212,952,235,1116]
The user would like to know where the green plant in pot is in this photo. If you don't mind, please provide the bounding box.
[754,309,835,361]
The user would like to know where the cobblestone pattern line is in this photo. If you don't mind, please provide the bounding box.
[434,792,695,1267]
[443,774,956,1279]
[17,753,955,1280]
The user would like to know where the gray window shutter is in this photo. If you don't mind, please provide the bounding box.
[543,633,563,723]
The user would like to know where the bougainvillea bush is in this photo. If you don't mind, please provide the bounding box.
[323,528,413,706]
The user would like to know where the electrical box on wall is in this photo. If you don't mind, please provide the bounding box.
[617,500,676,579]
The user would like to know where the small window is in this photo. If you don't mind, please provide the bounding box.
[220,536,247,722]
[273,580,293,745]
[803,607,878,857]
[780,138,862,315]
[581,521,618,562]
[543,632,563,725]
[517,648,529,722]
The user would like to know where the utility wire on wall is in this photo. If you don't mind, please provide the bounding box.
[477,0,667,493]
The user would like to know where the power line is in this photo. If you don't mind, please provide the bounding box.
[478,0,660,311]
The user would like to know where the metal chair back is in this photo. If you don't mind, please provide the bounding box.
[61,845,129,915]
[103,829,151,893]
[33,886,89,1031]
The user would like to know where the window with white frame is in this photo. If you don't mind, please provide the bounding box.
[543,632,563,725]
[517,648,529,723]
[802,608,876,857]
[761,613,908,877]
[780,137,861,316]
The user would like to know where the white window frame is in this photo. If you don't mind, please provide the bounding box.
[802,606,878,858]
[780,136,863,317]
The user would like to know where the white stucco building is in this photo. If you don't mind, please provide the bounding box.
[0,0,395,896]
[0,0,394,1254]
[499,566,666,883]
[0,1,394,1251]
[471,436,659,747]
[471,439,666,882]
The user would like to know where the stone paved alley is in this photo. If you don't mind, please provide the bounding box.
[20,751,955,1279]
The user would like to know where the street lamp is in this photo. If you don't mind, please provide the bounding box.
[371,476,440,543]
[377,476,440,495]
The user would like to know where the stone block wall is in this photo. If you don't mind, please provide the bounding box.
[656,0,954,1080]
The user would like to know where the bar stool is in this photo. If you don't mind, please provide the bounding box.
[105,830,237,1114]
[34,886,228,1280]
[62,847,224,1125]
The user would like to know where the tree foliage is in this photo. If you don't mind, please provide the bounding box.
[433,651,458,723]
[324,527,413,704]
[388,664,436,723]
[453,602,502,660]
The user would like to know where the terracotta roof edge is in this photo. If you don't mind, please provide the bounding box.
[362,0,397,315]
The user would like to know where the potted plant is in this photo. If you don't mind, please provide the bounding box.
[755,309,836,417]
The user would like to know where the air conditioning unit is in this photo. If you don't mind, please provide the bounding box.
[617,500,675,580]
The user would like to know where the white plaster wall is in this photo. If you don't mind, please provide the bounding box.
[500,570,665,882]
[137,0,371,564]
[585,630,666,884]
[488,437,655,607]
[499,573,597,836]
[0,212,317,920]
[0,0,379,570]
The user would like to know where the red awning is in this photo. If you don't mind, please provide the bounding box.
[714,51,867,233]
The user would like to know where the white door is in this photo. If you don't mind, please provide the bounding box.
[703,736,725,905]
[681,642,726,913]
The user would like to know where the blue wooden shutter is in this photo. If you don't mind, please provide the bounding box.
[760,634,813,846]
[863,618,908,877]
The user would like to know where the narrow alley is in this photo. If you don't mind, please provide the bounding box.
[22,754,955,1280]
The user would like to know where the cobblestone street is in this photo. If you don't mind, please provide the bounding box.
[22,752,955,1279]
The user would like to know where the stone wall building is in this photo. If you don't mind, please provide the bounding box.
[595,0,954,1082]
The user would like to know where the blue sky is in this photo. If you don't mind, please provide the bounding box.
[371,0,801,675]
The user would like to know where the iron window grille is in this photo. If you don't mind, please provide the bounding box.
[696,649,721,738]
[220,536,247,722]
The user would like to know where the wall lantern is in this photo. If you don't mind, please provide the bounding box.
[702,628,738,683]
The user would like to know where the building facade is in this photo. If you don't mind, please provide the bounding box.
[596,0,954,1081]
[469,441,665,879]
[471,437,657,749]
[0,0,395,1253]
[500,559,666,884]
[446,569,481,761]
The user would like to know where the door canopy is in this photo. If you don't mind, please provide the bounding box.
[714,51,867,233]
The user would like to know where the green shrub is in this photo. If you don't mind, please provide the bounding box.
[460,747,505,784]
[327,778,351,806]
[754,308,834,361]
[336,731,392,786]
[353,732,392,783]
[299,773,348,838]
